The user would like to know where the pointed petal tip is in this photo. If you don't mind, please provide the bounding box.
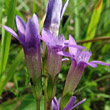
[61,0,69,19]
[83,98,86,102]
[2,25,21,42]
[16,15,22,22]
[70,98,86,110]
[16,15,19,18]
[91,61,110,66]
[32,13,37,18]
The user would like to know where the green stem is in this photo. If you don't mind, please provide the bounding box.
[74,0,80,41]
[42,45,48,110]
[44,75,48,110]
[36,100,40,110]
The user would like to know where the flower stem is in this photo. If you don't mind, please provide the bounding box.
[36,100,40,110]
[42,46,48,110]
[47,100,52,110]
[44,75,48,110]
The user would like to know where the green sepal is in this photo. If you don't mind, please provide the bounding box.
[47,74,58,100]
[31,76,42,100]
[59,92,72,110]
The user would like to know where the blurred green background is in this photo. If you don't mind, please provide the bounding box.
[0,0,110,110]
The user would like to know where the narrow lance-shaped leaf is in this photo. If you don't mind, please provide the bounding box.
[74,0,80,41]
[84,0,103,49]
[0,0,3,24]
[0,49,24,95]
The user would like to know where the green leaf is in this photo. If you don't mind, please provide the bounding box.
[0,0,17,75]
[17,0,29,11]
[74,0,80,41]
[0,0,3,24]
[59,92,72,110]
[83,0,103,49]
[0,49,24,95]
[97,93,110,98]
[0,94,44,110]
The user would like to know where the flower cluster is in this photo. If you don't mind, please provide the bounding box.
[3,0,110,110]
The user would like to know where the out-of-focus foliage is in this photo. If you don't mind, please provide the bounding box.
[0,0,110,110]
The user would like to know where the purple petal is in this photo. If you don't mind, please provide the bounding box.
[57,34,65,46]
[57,51,72,58]
[25,14,40,46]
[64,40,69,45]
[80,61,97,68]
[16,16,25,42]
[52,97,59,110]
[69,35,77,55]
[42,28,61,48]
[63,96,76,110]
[3,26,21,42]
[48,49,62,80]
[90,61,110,66]
[86,62,97,68]
[62,45,85,52]
[76,51,92,63]
[61,0,69,19]
[52,97,58,106]
[70,98,86,110]
[62,58,69,62]
[42,28,52,43]
[32,13,39,35]
[44,0,62,31]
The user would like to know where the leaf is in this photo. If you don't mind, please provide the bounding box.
[0,49,24,95]
[97,93,110,98]
[17,0,30,11]
[0,0,3,24]
[74,0,80,41]
[83,0,103,49]
[0,0,17,75]
[0,94,44,110]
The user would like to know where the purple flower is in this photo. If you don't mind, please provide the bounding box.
[3,14,41,80]
[58,35,110,96]
[44,0,69,36]
[39,28,65,80]
[52,96,86,110]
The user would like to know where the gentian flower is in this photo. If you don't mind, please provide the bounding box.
[42,0,69,80]
[44,0,69,36]
[52,96,86,110]
[39,28,65,80]
[3,14,41,82]
[58,35,110,96]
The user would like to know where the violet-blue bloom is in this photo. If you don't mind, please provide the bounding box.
[3,14,41,80]
[58,35,110,96]
[44,0,69,36]
[39,28,66,80]
[52,96,86,110]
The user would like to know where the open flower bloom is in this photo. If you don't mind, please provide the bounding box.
[52,96,86,110]
[3,14,41,81]
[58,35,110,96]
[44,0,69,36]
[39,28,66,80]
